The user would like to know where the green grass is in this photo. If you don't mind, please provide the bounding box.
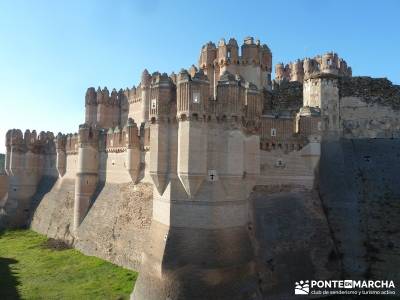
[0,230,137,300]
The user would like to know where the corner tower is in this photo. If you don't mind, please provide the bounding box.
[73,124,99,231]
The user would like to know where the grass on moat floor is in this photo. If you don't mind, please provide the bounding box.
[0,230,137,300]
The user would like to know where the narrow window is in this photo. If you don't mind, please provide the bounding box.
[271,128,276,137]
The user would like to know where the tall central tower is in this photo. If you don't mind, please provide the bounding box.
[199,37,272,98]
[132,68,262,300]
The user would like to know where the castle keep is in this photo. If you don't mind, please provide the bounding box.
[1,37,400,299]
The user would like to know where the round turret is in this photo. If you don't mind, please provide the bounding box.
[24,129,31,146]
[85,87,98,125]
[9,129,23,145]
[275,63,286,81]
[290,59,304,82]
[96,86,110,105]
[110,88,118,104]
[261,45,272,72]
[141,69,152,87]
[321,52,339,75]
[217,37,239,65]
[241,37,259,64]
[199,42,217,68]
[85,87,97,105]
[303,58,314,77]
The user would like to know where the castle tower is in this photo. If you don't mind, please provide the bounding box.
[200,37,272,94]
[217,71,245,120]
[218,38,239,64]
[85,87,97,125]
[275,63,286,82]
[303,60,341,136]
[125,118,141,182]
[119,88,129,126]
[55,133,67,177]
[110,88,120,127]
[133,68,261,300]
[140,69,152,124]
[199,41,217,99]
[148,72,175,195]
[73,124,99,231]
[289,59,304,82]
[321,52,339,75]
[241,37,272,90]
[176,69,209,197]
[3,129,53,227]
[96,87,110,128]
[303,58,318,79]
[245,82,263,124]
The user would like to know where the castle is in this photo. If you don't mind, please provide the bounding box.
[1,37,400,299]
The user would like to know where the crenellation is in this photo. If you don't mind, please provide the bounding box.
[275,53,352,85]
[105,126,126,152]
[65,133,78,154]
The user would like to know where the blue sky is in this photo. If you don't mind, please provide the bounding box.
[0,0,399,153]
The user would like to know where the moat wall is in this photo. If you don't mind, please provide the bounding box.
[319,138,400,285]
[29,171,153,270]
[29,178,152,270]
[251,185,339,299]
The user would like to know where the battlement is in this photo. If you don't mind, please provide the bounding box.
[102,118,140,153]
[5,129,55,154]
[275,52,352,83]
[105,127,126,152]
[199,37,272,91]
[65,133,78,154]
[199,36,272,71]
[78,123,99,146]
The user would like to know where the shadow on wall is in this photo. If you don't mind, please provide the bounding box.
[88,180,105,213]
[29,176,58,225]
[250,185,340,299]
[0,257,21,300]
